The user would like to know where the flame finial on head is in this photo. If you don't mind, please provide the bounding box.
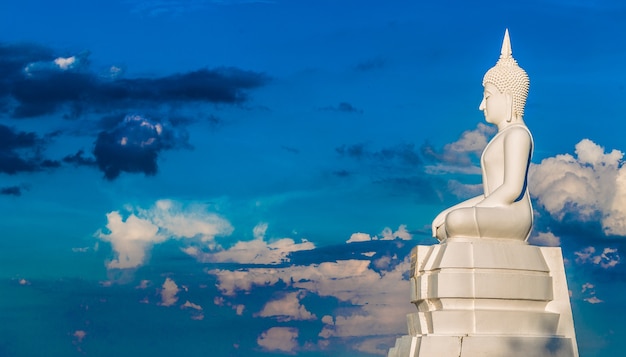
[483,29,530,118]
[500,28,512,59]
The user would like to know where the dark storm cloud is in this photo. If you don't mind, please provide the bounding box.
[97,114,128,131]
[12,70,95,118]
[0,43,55,97]
[98,68,267,103]
[0,42,268,181]
[1,185,23,196]
[319,102,363,114]
[63,150,97,167]
[0,124,58,174]
[0,123,37,150]
[0,43,269,118]
[92,114,189,180]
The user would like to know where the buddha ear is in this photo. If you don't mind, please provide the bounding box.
[505,91,513,122]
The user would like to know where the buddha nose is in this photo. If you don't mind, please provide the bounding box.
[479,98,486,111]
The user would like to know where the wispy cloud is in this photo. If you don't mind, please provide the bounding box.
[208,238,413,354]
[0,124,59,174]
[422,122,495,174]
[128,0,275,17]
[181,300,202,311]
[319,102,363,114]
[336,142,421,167]
[354,57,386,72]
[72,330,86,343]
[446,180,482,199]
[574,246,620,269]
[580,282,603,304]
[329,123,498,205]
[584,296,603,304]
[185,222,315,264]
[72,329,87,353]
[181,300,204,320]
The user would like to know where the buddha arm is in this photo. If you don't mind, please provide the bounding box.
[476,127,532,207]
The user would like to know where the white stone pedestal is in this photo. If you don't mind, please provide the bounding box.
[388,240,578,357]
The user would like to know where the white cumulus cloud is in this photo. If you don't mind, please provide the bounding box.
[381,225,411,240]
[209,256,411,343]
[346,225,411,243]
[96,199,233,269]
[97,211,161,269]
[54,56,76,70]
[159,277,179,307]
[529,231,561,247]
[142,199,233,243]
[257,327,299,354]
[256,291,316,322]
[346,232,372,243]
[530,139,626,236]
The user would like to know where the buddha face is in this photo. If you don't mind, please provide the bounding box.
[479,82,512,126]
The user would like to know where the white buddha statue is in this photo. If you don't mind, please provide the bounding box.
[432,29,533,242]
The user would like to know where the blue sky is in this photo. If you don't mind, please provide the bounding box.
[0,0,625,356]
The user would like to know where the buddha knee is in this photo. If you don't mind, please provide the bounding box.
[445,208,480,238]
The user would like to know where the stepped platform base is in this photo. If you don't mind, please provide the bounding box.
[388,335,576,357]
[388,241,579,357]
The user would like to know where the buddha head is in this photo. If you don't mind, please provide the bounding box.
[482,29,529,119]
